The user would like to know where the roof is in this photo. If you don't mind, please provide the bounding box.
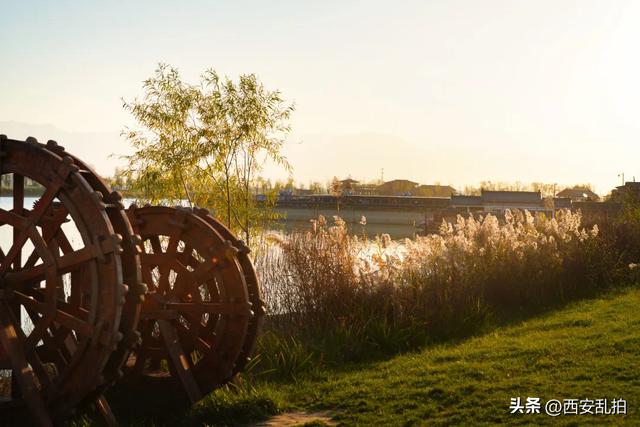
[340,178,359,184]
[416,184,456,192]
[416,184,456,197]
[556,188,599,200]
[451,195,483,206]
[417,184,455,190]
[380,179,419,186]
[481,190,541,204]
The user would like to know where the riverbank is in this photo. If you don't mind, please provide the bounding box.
[72,284,640,426]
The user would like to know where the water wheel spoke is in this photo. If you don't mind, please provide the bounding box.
[148,235,163,255]
[12,291,94,339]
[22,288,91,324]
[0,302,52,427]
[173,261,215,301]
[174,318,197,348]
[35,337,68,367]
[46,325,87,399]
[141,253,191,279]
[22,250,43,274]
[176,322,212,354]
[29,178,65,227]
[0,183,64,276]
[169,258,190,277]
[0,222,32,276]
[148,236,173,294]
[5,244,102,286]
[4,307,57,402]
[49,323,74,362]
[14,307,53,358]
[164,257,192,299]
[52,228,74,254]
[157,270,171,295]
[48,321,89,391]
[53,244,99,273]
[140,252,161,266]
[165,302,252,316]
[0,207,26,228]
[157,319,202,403]
[177,242,194,266]
[166,232,182,257]
[23,205,70,270]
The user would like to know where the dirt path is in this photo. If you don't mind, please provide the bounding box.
[252,411,336,426]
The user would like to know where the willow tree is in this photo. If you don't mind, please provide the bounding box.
[121,64,200,205]
[121,64,293,243]
[195,69,293,243]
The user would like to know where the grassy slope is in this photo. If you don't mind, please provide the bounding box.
[77,286,640,426]
[185,286,640,426]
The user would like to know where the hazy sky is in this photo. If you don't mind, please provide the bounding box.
[2,0,640,194]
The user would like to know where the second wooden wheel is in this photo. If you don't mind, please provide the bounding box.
[125,206,252,402]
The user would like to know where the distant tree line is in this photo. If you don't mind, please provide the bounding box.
[462,181,595,197]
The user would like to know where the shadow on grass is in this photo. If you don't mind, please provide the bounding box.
[64,377,281,427]
[65,282,637,427]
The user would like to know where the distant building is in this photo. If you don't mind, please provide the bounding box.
[293,188,314,196]
[450,190,548,213]
[339,178,359,195]
[353,183,379,195]
[339,178,359,191]
[450,195,483,211]
[610,182,640,202]
[482,190,543,212]
[556,187,599,202]
[551,197,572,209]
[415,184,456,197]
[377,179,419,196]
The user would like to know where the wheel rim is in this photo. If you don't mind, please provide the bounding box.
[42,140,144,394]
[192,207,265,373]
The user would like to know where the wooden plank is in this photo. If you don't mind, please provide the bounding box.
[95,395,119,427]
[157,319,202,403]
[12,173,24,271]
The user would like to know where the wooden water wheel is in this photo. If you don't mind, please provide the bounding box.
[0,136,128,425]
[126,206,257,402]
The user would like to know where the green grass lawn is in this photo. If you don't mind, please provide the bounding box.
[85,285,640,426]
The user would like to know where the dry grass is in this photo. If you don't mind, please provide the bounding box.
[247,208,637,376]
